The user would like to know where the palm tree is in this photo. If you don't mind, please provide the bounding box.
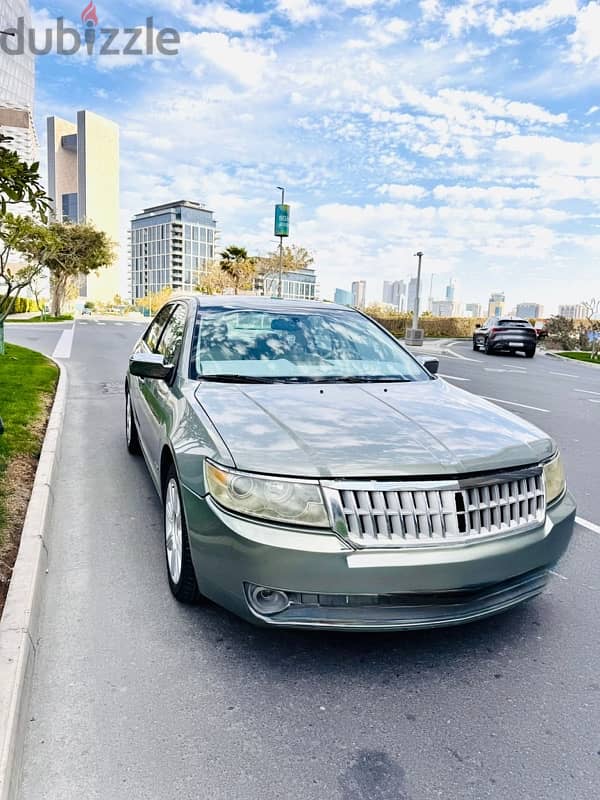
[219,246,256,295]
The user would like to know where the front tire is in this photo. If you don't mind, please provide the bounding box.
[125,388,141,455]
[163,466,200,604]
[485,341,494,355]
[525,348,536,359]
[472,338,479,351]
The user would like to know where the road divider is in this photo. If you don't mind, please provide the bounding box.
[0,365,67,800]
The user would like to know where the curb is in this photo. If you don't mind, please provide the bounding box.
[0,362,68,800]
[544,351,600,370]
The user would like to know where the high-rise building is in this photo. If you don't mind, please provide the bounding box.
[0,1,37,164]
[335,288,353,305]
[47,110,120,303]
[131,201,217,301]
[488,292,505,318]
[465,303,483,318]
[445,279,457,302]
[264,268,317,301]
[382,280,406,310]
[407,277,419,314]
[558,304,586,320]
[352,280,366,309]
[516,303,544,319]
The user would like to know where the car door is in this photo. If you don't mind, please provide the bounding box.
[129,304,176,466]
[142,303,189,477]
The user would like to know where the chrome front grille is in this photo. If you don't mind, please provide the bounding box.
[323,471,545,548]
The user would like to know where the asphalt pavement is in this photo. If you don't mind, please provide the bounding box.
[6,323,600,800]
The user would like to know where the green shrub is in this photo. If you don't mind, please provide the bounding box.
[370,314,485,338]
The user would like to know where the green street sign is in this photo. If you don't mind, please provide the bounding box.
[274,203,290,237]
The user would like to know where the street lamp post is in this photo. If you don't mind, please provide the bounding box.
[276,186,284,299]
[405,250,425,346]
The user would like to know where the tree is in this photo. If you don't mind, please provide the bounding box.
[582,298,600,360]
[137,286,174,315]
[219,246,256,294]
[545,316,576,351]
[0,133,51,220]
[46,221,115,316]
[195,260,228,294]
[0,214,55,354]
[255,244,314,277]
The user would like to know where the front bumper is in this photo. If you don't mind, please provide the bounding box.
[183,487,576,631]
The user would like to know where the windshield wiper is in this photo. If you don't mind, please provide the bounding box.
[199,374,277,383]
[316,376,412,383]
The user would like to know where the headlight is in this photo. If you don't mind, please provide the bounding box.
[204,461,330,528]
[543,453,566,505]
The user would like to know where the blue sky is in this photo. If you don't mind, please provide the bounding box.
[27,0,600,311]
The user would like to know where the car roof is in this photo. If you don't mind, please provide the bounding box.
[178,294,354,313]
[498,316,531,323]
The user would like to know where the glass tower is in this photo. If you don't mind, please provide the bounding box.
[130,201,218,301]
[0,0,37,162]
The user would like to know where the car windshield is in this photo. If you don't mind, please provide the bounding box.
[191,307,429,382]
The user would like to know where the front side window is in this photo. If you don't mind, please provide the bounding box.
[157,305,188,364]
[191,308,429,383]
[144,305,175,352]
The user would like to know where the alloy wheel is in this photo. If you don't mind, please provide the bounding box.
[165,478,183,584]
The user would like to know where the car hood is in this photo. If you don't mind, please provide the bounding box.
[194,378,554,478]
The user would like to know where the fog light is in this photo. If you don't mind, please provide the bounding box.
[248,585,289,615]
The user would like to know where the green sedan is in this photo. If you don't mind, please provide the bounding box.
[125,295,575,630]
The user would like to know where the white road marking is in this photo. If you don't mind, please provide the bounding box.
[574,388,600,396]
[481,395,550,413]
[549,569,568,581]
[114,322,124,326]
[96,321,106,326]
[52,326,74,359]
[576,516,600,535]
[439,374,471,382]
[79,322,88,326]
[588,399,600,404]
[550,371,578,378]
[503,363,526,369]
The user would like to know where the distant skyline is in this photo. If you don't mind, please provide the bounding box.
[26,0,600,312]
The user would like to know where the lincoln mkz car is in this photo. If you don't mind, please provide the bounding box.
[125,296,575,631]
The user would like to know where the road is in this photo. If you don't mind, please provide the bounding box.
[6,322,600,800]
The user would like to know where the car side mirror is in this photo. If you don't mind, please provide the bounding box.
[475,324,481,329]
[419,357,439,375]
[129,352,174,381]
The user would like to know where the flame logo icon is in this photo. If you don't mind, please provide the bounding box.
[81,1,98,26]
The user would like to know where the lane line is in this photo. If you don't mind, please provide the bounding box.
[503,363,526,369]
[114,322,124,326]
[481,395,550,413]
[439,374,471,382]
[549,569,568,581]
[96,321,106,326]
[550,371,578,378]
[588,399,600,404]
[576,516,600,535]
[574,388,600,396]
[52,326,74,360]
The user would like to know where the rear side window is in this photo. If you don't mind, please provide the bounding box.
[144,305,175,352]
[157,304,188,364]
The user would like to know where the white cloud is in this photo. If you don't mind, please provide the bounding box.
[183,3,267,33]
[490,0,577,36]
[376,184,429,200]
[180,32,276,87]
[567,2,600,64]
[275,0,325,24]
[585,105,600,115]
